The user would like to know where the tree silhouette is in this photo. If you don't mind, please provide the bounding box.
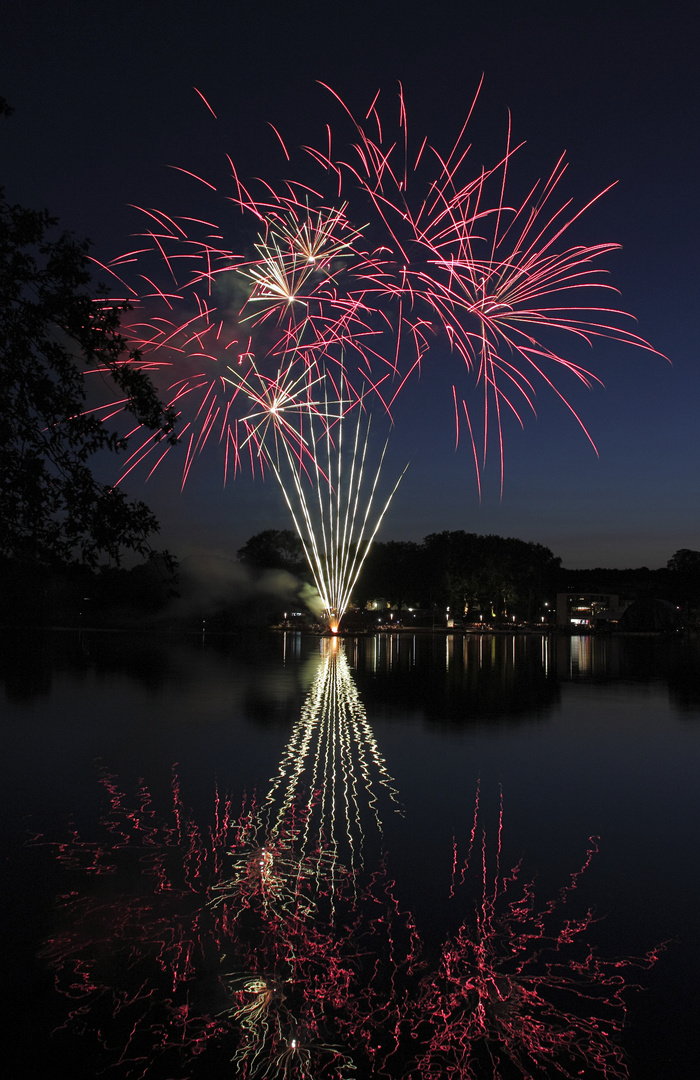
[1,102,177,566]
[237,529,307,575]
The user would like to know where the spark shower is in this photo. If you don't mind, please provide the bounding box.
[96,82,658,629]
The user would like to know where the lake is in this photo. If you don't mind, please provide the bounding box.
[2,628,699,1079]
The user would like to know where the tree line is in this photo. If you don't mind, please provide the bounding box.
[237,529,562,621]
[238,530,700,623]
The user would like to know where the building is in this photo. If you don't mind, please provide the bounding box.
[556,592,626,629]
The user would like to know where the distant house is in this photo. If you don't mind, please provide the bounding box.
[365,597,392,611]
[556,592,627,628]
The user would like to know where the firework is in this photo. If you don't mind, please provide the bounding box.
[90,84,659,629]
[102,83,659,464]
[92,197,387,491]
[226,361,406,631]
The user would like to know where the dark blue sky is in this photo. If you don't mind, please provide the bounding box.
[3,0,698,568]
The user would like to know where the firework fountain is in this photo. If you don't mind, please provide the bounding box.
[226,361,407,632]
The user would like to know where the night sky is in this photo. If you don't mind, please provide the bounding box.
[3,0,698,570]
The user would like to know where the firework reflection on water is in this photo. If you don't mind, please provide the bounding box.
[34,647,663,1078]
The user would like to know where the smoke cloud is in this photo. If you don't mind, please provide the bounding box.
[168,548,323,624]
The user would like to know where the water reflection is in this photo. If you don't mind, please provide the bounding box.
[0,628,310,727]
[5,628,700,724]
[351,632,561,724]
[261,636,402,873]
[411,786,662,1079]
[33,638,664,1079]
[559,632,697,683]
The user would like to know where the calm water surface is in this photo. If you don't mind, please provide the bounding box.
[2,629,699,1079]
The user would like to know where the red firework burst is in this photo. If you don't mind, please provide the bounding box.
[89,82,660,497]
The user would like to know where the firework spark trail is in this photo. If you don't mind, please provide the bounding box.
[308,83,664,489]
[241,371,406,632]
[93,198,387,490]
[220,351,406,631]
